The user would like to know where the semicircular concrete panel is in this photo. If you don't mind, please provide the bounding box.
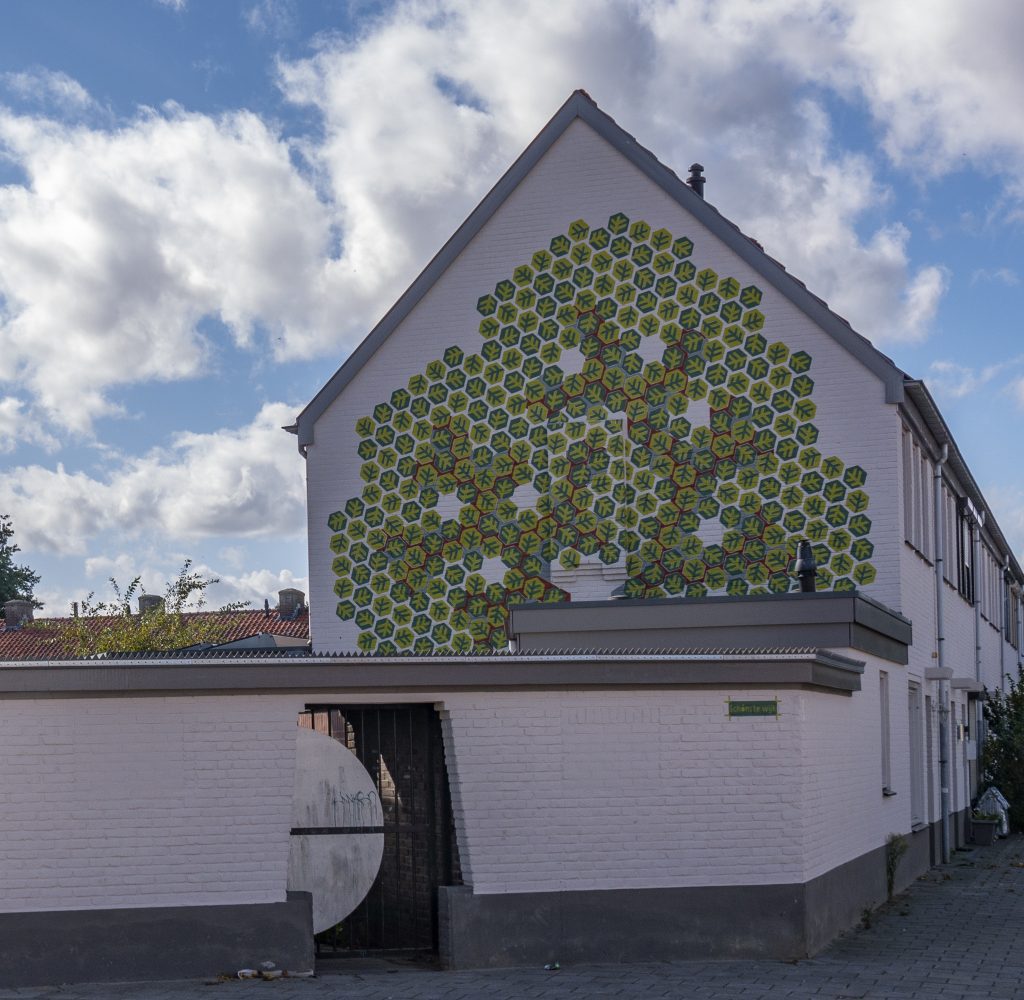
[287,727,384,934]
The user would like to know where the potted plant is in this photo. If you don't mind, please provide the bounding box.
[971,810,1000,846]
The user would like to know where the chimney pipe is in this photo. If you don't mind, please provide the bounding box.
[4,599,33,628]
[687,163,706,198]
[278,589,305,618]
[794,540,818,593]
[138,594,165,615]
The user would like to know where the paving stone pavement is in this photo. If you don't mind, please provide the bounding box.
[5,836,1024,1000]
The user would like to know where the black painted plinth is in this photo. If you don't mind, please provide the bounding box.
[439,832,934,969]
[0,892,313,988]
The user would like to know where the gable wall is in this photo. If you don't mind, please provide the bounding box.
[307,119,900,653]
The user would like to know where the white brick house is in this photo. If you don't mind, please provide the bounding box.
[288,91,1024,962]
[1,92,1022,984]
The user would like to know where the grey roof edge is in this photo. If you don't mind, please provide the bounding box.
[903,380,1024,585]
[571,98,906,404]
[0,648,864,697]
[0,645,853,664]
[290,90,595,452]
[512,587,908,622]
[291,90,905,452]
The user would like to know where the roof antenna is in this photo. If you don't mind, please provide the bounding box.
[687,163,705,198]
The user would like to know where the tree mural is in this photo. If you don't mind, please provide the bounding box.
[328,214,875,653]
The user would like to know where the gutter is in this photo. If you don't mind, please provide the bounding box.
[1002,556,1009,696]
[971,506,985,684]
[934,442,951,864]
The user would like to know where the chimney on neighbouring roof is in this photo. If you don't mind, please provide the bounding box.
[278,589,305,618]
[138,594,165,615]
[4,599,33,629]
[686,163,705,198]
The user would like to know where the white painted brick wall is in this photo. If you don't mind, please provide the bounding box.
[895,461,1023,821]
[0,695,299,913]
[434,688,865,893]
[799,655,910,881]
[0,680,918,909]
[306,118,902,652]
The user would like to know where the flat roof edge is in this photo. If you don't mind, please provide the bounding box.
[0,649,863,697]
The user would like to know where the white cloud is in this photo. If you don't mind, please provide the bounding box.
[0,396,60,452]
[971,268,1020,287]
[0,104,337,431]
[192,563,309,608]
[2,69,94,111]
[245,0,296,36]
[34,551,307,617]
[0,403,306,555]
[825,0,1024,179]
[982,485,1024,561]
[276,0,949,345]
[217,545,247,570]
[155,0,187,11]
[77,553,306,610]
[4,0,1024,438]
[928,359,1014,400]
[83,552,144,582]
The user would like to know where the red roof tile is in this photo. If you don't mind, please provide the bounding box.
[0,608,309,661]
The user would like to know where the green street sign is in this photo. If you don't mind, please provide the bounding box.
[728,699,779,718]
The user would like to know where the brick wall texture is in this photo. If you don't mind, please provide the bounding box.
[437,685,887,893]
[0,695,298,913]
[0,681,911,910]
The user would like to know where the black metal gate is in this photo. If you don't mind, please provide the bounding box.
[298,704,460,954]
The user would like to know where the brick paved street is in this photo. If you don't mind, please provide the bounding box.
[5,836,1024,1000]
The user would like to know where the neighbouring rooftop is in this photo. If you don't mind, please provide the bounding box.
[0,588,310,661]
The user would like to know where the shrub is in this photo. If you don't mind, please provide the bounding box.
[981,666,1024,831]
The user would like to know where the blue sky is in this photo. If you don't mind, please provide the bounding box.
[0,0,1022,614]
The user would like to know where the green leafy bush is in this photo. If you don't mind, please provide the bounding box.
[982,668,1024,831]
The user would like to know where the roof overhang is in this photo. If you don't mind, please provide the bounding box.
[0,647,864,697]
[511,590,911,665]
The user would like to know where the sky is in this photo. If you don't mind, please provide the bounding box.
[1,0,1023,616]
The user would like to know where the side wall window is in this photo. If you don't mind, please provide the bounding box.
[955,502,974,603]
[901,428,933,559]
[909,682,924,827]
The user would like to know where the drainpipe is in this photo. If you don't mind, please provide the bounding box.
[1001,557,1009,696]
[1018,587,1023,676]
[934,444,951,864]
[972,512,986,799]
[972,513,984,686]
